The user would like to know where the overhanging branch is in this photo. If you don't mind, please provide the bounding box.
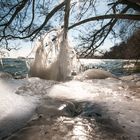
[118,0,140,12]
[1,1,65,40]
[69,14,140,30]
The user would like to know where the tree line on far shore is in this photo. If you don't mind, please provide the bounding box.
[101,29,140,59]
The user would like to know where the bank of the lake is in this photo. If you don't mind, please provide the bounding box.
[0,58,140,79]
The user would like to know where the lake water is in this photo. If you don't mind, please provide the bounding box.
[0,58,28,78]
[0,58,139,78]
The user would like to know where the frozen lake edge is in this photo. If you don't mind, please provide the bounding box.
[0,73,140,140]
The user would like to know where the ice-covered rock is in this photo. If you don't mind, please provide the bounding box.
[123,63,135,68]
[74,68,116,80]
[120,74,140,82]
[0,72,13,79]
[136,81,140,86]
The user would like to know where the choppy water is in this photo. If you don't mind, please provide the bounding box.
[80,59,140,76]
[0,58,28,78]
[0,58,139,78]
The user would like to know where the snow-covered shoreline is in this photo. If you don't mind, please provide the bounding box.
[0,72,140,140]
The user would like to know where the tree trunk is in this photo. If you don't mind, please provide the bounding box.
[63,0,71,39]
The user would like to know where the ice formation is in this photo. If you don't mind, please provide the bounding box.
[74,68,116,80]
[0,79,37,139]
[2,76,140,140]
[0,73,140,139]
[29,29,80,81]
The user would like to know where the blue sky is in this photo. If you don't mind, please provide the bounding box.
[7,0,119,58]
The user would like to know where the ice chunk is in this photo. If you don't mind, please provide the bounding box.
[75,68,116,80]
[0,79,36,139]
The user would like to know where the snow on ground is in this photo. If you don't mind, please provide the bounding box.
[0,78,37,139]
[0,74,140,140]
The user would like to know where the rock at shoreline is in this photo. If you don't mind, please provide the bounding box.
[119,74,140,88]
[120,74,140,82]
[119,74,140,98]
[0,72,13,79]
[75,68,116,80]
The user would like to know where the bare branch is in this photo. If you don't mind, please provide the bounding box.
[1,1,65,40]
[0,0,29,27]
[118,0,140,12]
[69,14,140,30]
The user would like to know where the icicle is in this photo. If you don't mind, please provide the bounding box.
[0,58,3,69]
[0,52,4,68]
[29,38,48,79]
